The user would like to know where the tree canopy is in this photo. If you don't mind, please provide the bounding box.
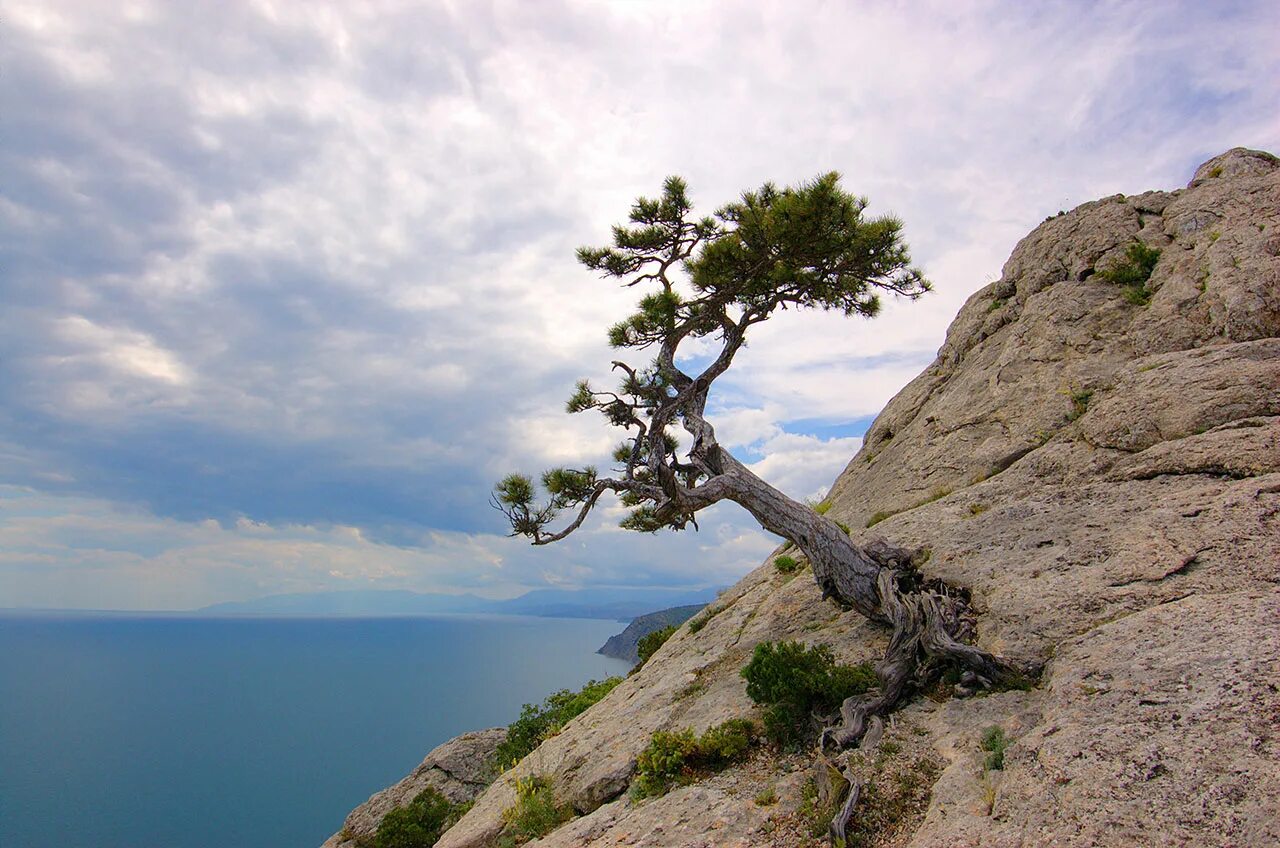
[493,173,930,544]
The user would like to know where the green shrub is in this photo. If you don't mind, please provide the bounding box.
[1097,241,1160,305]
[1121,286,1152,306]
[635,625,677,668]
[1066,388,1093,421]
[633,729,697,798]
[866,509,895,527]
[373,787,469,848]
[741,641,877,748]
[696,718,754,762]
[498,774,572,846]
[1098,241,1160,286]
[773,554,800,574]
[491,677,622,769]
[980,726,1009,771]
[688,604,722,633]
[632,719,756,798]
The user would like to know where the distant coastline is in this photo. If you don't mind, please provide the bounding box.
[596,604,705,662]
[2,584,722,623]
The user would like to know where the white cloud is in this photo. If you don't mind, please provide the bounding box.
[747,433,865,503]
[1,0,1277,606]
[52,315,191,386]
[712,407,782,450]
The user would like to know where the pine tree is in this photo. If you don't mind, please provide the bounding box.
[494,174,1035,841]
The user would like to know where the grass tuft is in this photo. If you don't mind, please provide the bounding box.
[1097,241,1160,306]
[979,726,1009,772]
[498,775,572,846]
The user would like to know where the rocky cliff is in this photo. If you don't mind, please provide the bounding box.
[333,148,1280,848]
[322,728,506,848]
[597,604,706,663]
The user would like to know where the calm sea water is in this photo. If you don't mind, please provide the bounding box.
[0,613,630,848]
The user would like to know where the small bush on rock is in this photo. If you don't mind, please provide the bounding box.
[633,729,697,798]
[866,509,895,528]
[773,554,800,573]
[980,725,1009,771]
[498,774,572,846]
[687,604,722,633]
[696,717,755,762]
[810,497,834,515]
[492,677,622,769]
[373,787,469,848]
[634,625,677,668]
[632,718,756,798]
[1098,241,1160,305]
[741,641,877,748]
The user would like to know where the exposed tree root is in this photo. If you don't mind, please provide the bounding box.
[813,540,1041,845]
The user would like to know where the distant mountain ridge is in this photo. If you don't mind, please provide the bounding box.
[197,586,721,621]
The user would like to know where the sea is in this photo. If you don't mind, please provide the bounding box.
[0,612,631,848]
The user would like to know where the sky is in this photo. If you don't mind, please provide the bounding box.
[2,0,1277,610]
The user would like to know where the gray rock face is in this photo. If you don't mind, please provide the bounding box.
[914,590,1280,848]
[429,147,1280,848]
[321,727,505,848]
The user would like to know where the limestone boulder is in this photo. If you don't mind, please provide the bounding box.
[321,727,506,848]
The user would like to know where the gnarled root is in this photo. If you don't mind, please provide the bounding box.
[818,542,1041,844]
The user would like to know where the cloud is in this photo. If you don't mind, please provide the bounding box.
[0,485,766,609]
[748,433,865,503]
[1,0,1276,607]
